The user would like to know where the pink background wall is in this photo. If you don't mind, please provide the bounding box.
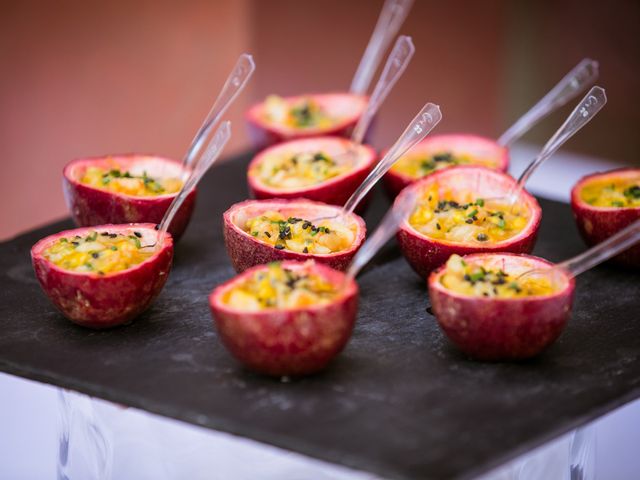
[1,0,638,240]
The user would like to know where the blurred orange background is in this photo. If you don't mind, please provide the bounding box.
[1,0,639,240]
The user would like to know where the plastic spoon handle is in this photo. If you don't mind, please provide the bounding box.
[351,35,415,145]
[350,0,414,95]
[342,102,442,215]
[347,190,417,280]
[509,86,606,203]
[556,219,640,278]
[158,121,232,242]
[497,58,599,147]
[183,54,255,168]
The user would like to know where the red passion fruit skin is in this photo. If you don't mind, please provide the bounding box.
[396,166,542,279]
[247,136,377,209]
[571,168,640,268]
[384,133,510,199]
[223,198,366,273]
[245,92,368,148]
[63,154,196,240]
[31,223,173,329]
[209,261,359,376]
[429,253,575,361]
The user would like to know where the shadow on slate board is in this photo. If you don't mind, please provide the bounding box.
[1,152,639,480]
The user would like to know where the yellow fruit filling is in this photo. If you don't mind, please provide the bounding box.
[580,178,640,208]
[391,151,497,180]
[244,211,356,254]
[43,230,154,274]
[263,95,335,129]
[224,262,339,310]
[409,185,530,244]
[440,255,555,298]
[80,166,183,197]
[253,150,350,189]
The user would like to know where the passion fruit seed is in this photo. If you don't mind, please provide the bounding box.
[255,148,350,189]
[224,262,338,310]
[42,230,152,275]
[244,211,355,255]
[81,166,183,197]
[410,187,529,244]
[581,178,640,208]
[391,150,490,180]
[441,255,554,298]
[263,95,334,129]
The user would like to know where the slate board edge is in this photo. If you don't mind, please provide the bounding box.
[3,353,639,480]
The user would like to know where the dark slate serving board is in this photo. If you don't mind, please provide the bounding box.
[1,152,639,480]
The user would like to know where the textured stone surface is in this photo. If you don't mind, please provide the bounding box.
[1,153,639,480]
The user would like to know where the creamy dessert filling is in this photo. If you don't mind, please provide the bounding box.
[263,95,336,129]
[224,262,338,310]
[80,166,183,196]
[391,151,497,179]
[43,230,154,274]
[254,150,350,189]
[440,255,554,298]
[243,211,356,254]
[409,185,530,244]
[580,178,640,208]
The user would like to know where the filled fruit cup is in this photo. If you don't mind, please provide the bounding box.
[223,198,366,273]
[209,261,358,377]
[31,224,173,329]
[384,133,509,198]
[571,168,640,267]
[63,154,196,240]
[395,166,542,278]
[429,253,575,360]
[246,136,377,208]
[245,93,368,148]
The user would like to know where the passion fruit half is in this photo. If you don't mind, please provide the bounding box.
[429,253,575,360]
[384,133,509,199]
[246,136,377,208]
[63,154,196,240]
[209,261,358,376]
[223,198,366,273]
[396,166,542,279]
[245,93,368,148]
[31,223,173,329]
[571,168,640,268]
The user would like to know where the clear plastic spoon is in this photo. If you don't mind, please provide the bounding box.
[312,102,442,223]
[303,35,414,168]
[346,189,417,280]
[497,58,599,147]
[518,218,640,284]
[182,54,255,169]
[350,35,415,146]
[343,102,442,215]
[500,86,607,206]
[155,121,232,247]
[350,0,414,95]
